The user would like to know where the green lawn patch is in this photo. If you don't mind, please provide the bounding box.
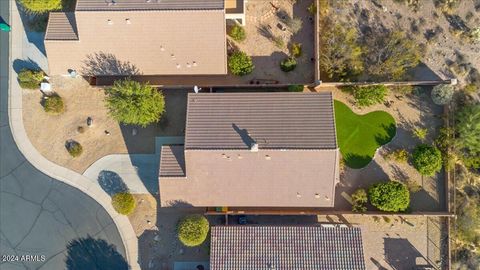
[334,100,396,168]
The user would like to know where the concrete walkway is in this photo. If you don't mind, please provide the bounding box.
[2,1,140,269]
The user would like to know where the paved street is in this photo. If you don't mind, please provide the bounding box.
[0,1,127,269]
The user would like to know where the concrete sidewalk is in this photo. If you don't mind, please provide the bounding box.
[4,1,140,269]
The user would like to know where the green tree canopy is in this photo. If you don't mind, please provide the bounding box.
[111,192,136,215]
[412,144,443,176]
[228,51,254,76]
[368,181,410,212]
[177,215,210,247]
[19,0,62,13]
[456,104,480,168]
[105,79,165,128]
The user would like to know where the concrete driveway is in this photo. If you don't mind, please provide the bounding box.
[0,1,127,269]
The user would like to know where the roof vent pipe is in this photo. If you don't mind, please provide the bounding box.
[250,142,258,152]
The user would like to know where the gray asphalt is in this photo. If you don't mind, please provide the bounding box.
[0,1,127,269]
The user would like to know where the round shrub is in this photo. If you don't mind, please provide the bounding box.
[19,0,62,13]
[412,144,443,176]
[290,43,302,58]
[229,24,246,42]
[287,84,304,92]
[431,84,454,105]
[111,192,136,215]
[351,188,368,213]
[352,85,388,107]
[18,68,44,89]
[65,140,83,157]
[280,57,297,72]
[228,51,254,76]
[43,95,65,114]
[177,214,210,247]
[368,181,410,212]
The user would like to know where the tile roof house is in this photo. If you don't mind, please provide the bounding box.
[158,92,340,208]
[210,226,366,270]
[44,0,245,75]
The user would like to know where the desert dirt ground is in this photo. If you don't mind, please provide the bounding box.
[229,0,315,84]
[22,76,187,173]
[327,0,480,92]
[319,86,446,212]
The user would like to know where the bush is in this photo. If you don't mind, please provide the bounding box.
[385,149,409,163]
[229,24,246,42]
[431,84,454,105]
[413,128,428,141]
[390,85,414,95]
[65,140,83,157]
[368,181,410,212]
[290,43,302,58]
[19,0,62,13]
[456,104,480,169]
[273,36,285,48]
[351,188,367,213]
[177,215,210,247]
[405,180,422,193]
[280,57,297,72]
[352,85,388,107]
[412,144,443,176]
[105,79,165,127]
[111,192,136,215]
[285,17,303,34]
[18,69,43,89]
[43,94,65,114]
[228,51,254,76]
[463,84,477,94]
[287,84,304,92]
[307,3,317,14]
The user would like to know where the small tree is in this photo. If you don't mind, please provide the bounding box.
[18,68,44,89]
[19,0,62,13]
[456,104,480,169]
[431,84,454,105]
[228,51,254,76]
[280,57,297,72]
[111,192,136,215]
[352,85,388,107]
[105,79,165,128]
[228,24,246,42]
[368,181,410,212]
[65,140,83,157]
[43,94,65,115]
[351,188,368,213]
[177,215,210,247]
[412,144,443,176]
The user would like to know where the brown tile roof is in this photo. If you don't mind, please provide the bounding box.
[210,226,366,270]
[159,145,186,177]
[76,0,224,11]
[185,92,337,150]
[159,92,339,208]
[45,12,78,40]
[45,9,227,75]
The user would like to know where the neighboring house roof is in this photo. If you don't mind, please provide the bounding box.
[210,226,366,270]
[76,0,224,11]
[159,145,186,177]
[159,92,339,208]
[185,92,337,149]
[45,12,78,40]
[45,2,227,75]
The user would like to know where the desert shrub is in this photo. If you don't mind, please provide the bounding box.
[77,126,85,134]
[413,128,428,141]
[177,215,210,247]
[463,84,477,94]
[105,79,165,127]
[18,69,44,89]
[351,85,388,107]
[19,0,62,13]
[229,24,246,42]
[280,57,297,72]
[287,84,304,92]
[456,104,480,169]
[320,21,364,81]
[405,180,422,193]
[228,51,254,76]
[470,27,480,42]
[351,188,368,213]
[273,36,285,48]
[435,127,456,170]
[65,140,83,157]
[290,42,302,58]
[111,192,136,215]
[285,17,303,34]
[412,144,443,176]
[43,94,65,114]
[368,181,410,212]
[307,3,317,14]
[385,149,409,163]
[431,84,455,105]
[364,30,422,80]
